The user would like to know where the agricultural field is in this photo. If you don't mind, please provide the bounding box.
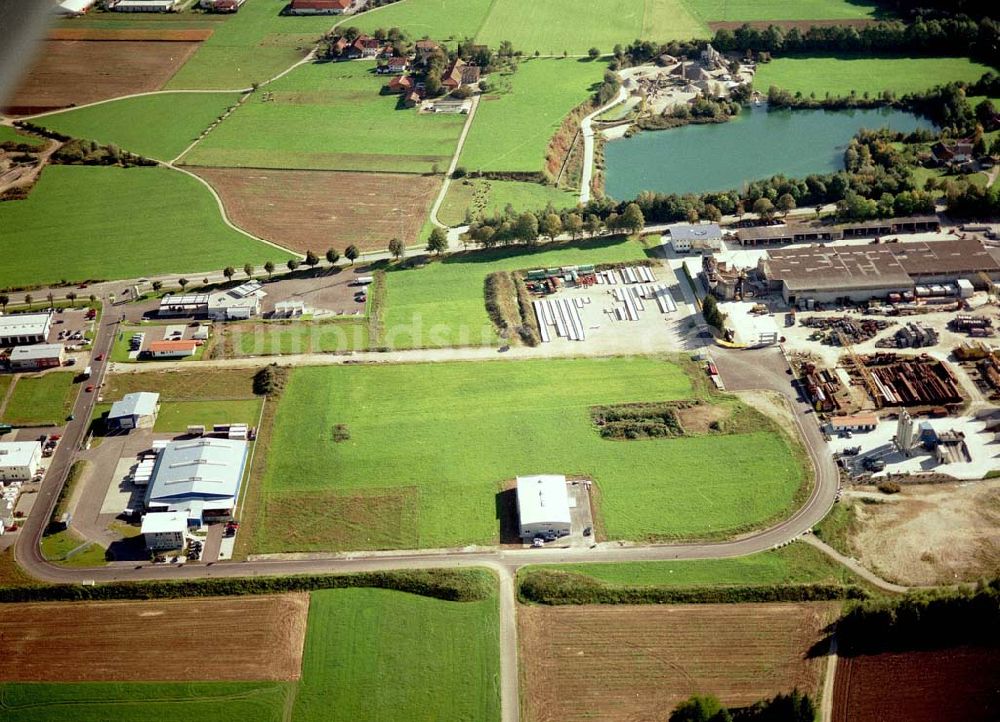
[351,0,706,54]
[458,58,606,174]
[0,166,292,287]
[166,0,338,90]
[35,92,241,161]
[438,178,579,227]
[3,40,205,114]
[754,55,993,97]
[685,0,881,24]
[293,588,500,721]
[529,542,862,587]
[249,357,806,552]
[519,602,839,721]
[193,168,441,252]
[184,61,465,174]
[383,236,648,349]
[832,645,1000,722]
[0,595,308,681]
[0,373,77,427]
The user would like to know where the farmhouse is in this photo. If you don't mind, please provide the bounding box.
[201,0,245,11]
[414,39,441,64]
[148,340,198,359]
[111,0,179,11]
[0,312,52,347]
[141,510,188,551]
[8,344,65,371]
[442,59,481,90]
[107,392,160,432]
[0,442,42,482]
[377,57,409,75]
[145,437,249,525]
[828,413,879,433]
[288,0,354,14]
[667,222,723,252]
[516,475,571,540]
[388,75,416,94]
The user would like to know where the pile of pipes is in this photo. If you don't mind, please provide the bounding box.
[800,361,842,412]
[863,354,962,407]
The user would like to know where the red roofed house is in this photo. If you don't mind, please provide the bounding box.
[388,75,415,94]
[442,58,481,90]
[288,0,353,14]
[414,39,441,64]
[403,90,422,108]
[351,35,383,58]
[377,56,409,75]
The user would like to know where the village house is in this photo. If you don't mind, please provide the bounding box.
[442,58,481,90]
[414,39,441,64]
[931,139,975,166]
[200,0,245,11]
[287,0,354,15]
[377,56,409,75]
[387,75,416,94]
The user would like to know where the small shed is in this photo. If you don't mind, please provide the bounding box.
[516,475,571,540]
[829,413,878,433]
[107,392,160,431]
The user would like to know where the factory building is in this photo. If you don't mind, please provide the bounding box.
[9,344,65,370]
[158,281,265,321]
[516,475,571,540]
[0,442,42,482]
[735,216,941,247]
[0,312,52,346]
[141,511,188,551]
[666,222,723,253]
[145,438,248,525]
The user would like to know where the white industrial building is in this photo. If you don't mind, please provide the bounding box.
[112,0,179,11]
[141,510,188,551]
[145,438,249,525]
[0,442,42,482]
[158,281,265,321]
[516,474,572,540]
[55,0,98,15]
[0,312,52,346]
[9,343,65,370]
[107,392,160,432]
[667,222,723,253]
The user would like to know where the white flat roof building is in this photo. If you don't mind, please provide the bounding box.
[0,442,42,481]
[146,438,248,524]
[667,222,723,252]
[516,474,572,540]
[9,343,65,370]
[141,510,188,551]
[0,312,52,346]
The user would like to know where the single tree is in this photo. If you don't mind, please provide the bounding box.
[541,213,562,242]
[326,247,340,267]
[0,294,8,313]
[151,280,163,293]
[243,263,254,279]
[564,213,584,240]
[621,202,645,234]
[777,193,796,218]
[46,292,54,308]
[588,47,600,59]
[178,278,189,290]
[24,294,32,310]
[345,245,359,265]
[264,261,275,279]
[426,227,448,255]
[223,266,236,282]
[753,197,775,221]
[88,294,96,306]
[669,694,732,722]
[66,291,77,307]
[388,237,406,260]
[304,250,320,269]
[287,258,300,273]
[584,213,602,237]
[515,212,539,244]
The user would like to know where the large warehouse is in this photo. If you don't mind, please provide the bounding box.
[516,475,571,540]
[145,438,248,525]
[0,312,52,347]
[760,239,1000,304]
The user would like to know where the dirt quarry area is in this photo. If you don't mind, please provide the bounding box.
[0,594,309,681]
[192,168,441,253]
[519,602,838,722]
[846,480,1000,586]
[4,40,203,114]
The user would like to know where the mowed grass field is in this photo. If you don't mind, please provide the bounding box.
[167,0,337,90]
[383,236,648,349]
[0,166,292,287]
[439,178,579,227]
[0,126,46,148]
[293,588,500,721]
[754,55,993,97]
[0,585,499,722]
[458,58,606,173]
[184,61,465,173]
[35,92,241,161]
[1,373,77,426]
[352,0,707,54]
[684,0,880,22]
[153,399,263,433]
[252,357,807,552]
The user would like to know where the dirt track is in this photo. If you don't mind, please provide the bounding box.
[0,594,309,681]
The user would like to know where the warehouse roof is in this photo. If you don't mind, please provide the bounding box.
[891,239,1000,277]
[0,312,52,337]
[146,438,248,512]
[10,344,64,361]
[829,413,879,429]
[668,222,723,242]
[763,246,912,292]
[109,392,160,420]
[0,442,41,468]
[516,475,571,526]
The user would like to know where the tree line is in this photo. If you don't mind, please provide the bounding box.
[670,691,815,722]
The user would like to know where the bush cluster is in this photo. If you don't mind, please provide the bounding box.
[591,402,686,440]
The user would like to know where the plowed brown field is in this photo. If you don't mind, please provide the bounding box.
[0,594,309,681]
[4,41,202,114]
[519,602,839,722]
[48,28,214,42]
[832,645,1000,722]
[193,168,442,253]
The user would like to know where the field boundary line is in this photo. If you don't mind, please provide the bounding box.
[429,94,481,229]
[800,535,909,594]
[820,632,838,722]
[236,396,268,524]
[7,89,251,123]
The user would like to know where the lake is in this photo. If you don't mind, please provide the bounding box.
[603,106,933,199]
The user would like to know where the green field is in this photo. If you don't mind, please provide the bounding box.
[351,0,706,54]
[754,55,994,97]
[184,60,465,173]
[0,126,46,148]
[458,58,606,173]
[40,529,107,568]
[252,357,806,552]
[684,0,880,22]
[530,543,860,587]
[35,93,241,161]
[294,588,500,721]
[384,236,647,349]
[439,178,579,226]
[153,399,263,433]
[167,0,338,90]
[1,373,77,426]
[0,166,292,287]
[226,320,371,356]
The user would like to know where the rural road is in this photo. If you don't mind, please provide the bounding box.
[579,85,627,204]
[429,95,482,230]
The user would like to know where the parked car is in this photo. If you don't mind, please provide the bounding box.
[532,538,544,548]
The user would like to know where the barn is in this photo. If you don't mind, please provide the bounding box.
[516,475,571,540]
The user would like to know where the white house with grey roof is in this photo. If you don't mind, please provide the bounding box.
[107,392,160,431]
[141,510,188,551]
[667,222,723,253]
[516,474,571,540]
[145,438,248,525]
